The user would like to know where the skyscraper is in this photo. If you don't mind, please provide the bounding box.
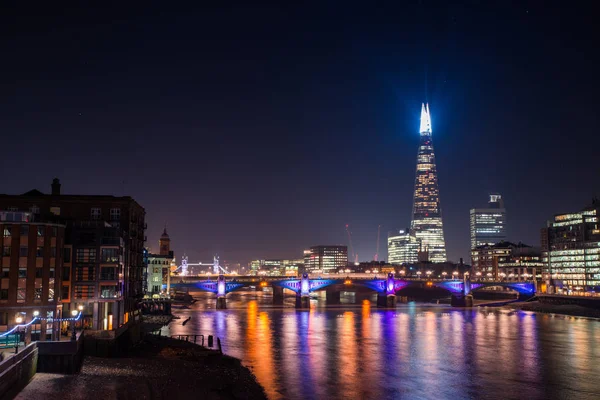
[387,228,419,265]
[470,194,507,249]
[410,103,447,263]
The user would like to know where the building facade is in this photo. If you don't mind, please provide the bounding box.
[471,241,541,280]
[1,211,65,341]
[303,245,348,274]
[145,228,174,297]
[0,178,146,332]
[542,202,600,292]
[410,103,447,263]
[387,229,419,265]
[470,194,507,249]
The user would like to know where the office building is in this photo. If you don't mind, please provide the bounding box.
[470,194,507,249]
[0,211,65,341]
[387,229,419,265]
[410,103,447,262]
[0,178,146,331]
[542,201,600,292]
[471,241,541,280]
[303,245,348,274]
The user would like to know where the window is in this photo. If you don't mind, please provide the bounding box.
[35,268,43,278]
[2,246,10,257]
[37,226,45,237]
[17,288,25,302]
[76,248,96,263]
[3,226,11,237]
[36,246,44,257]
[50,207,60,216]
[48,287,54,302]
[74,266,95,281]
[18,268,27,278]
[73,285,94,299]
[62,267,70,281]
[91,208,101,220]
[49,268,55,278]
[51,227,57,237]
[50,247,56,258]
[0,289,8,300]
[64,248,71,263]
[101,248,119,263]
[1,268,9,278]
[61,286,69,300]
[30,205,40,215]
[110,208,121,221]
[20,225,29,236]
[100,267,116,280]
[100,285,119,299]
[34,288,42,300]
[20,246,28,257]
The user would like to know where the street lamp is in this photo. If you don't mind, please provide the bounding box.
[416,271,422,278]
[399,269,406,276]
[426,270,432,279]
[14,315,23,353]
[33,310,39,341]
[442,271,447,280]
[71,310,78,341]
[500,272,506,281]
[452,271,459,280]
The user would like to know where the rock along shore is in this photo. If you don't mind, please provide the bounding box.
[16,334,267,400]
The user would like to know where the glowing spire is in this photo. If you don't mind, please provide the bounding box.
[419,103,432,135]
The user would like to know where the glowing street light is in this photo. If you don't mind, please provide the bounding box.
[486,272,493,280]
[452,271,459,280]
[399,269,406,276]
[442,272,447,280]
[416,271,422,278]
[426,270,432,278]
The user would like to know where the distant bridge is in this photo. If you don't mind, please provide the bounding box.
[170,273,536,309]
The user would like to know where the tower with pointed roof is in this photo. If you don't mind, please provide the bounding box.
[159,226,171,256]
[410,103,447,262]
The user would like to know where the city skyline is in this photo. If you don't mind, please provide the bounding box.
[1,3,598,265]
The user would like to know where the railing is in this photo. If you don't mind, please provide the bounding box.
[148,331,222,354]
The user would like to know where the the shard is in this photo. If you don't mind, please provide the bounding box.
[410,103,447,262]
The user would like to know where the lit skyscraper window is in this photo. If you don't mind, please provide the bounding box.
[410,103,447,263]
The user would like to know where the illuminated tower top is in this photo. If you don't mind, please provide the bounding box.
[419,103,432,136]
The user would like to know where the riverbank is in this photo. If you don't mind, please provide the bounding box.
[16,335,267,400]
[506,300,600,319]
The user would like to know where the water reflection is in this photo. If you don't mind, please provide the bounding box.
[169,290,600,400]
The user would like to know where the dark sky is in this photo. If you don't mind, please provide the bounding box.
[1,2,598,266]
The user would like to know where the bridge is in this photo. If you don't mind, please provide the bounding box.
[170,273,536,309]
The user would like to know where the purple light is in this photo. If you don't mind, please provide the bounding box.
[301,274,310,295]
[217,275,226,297]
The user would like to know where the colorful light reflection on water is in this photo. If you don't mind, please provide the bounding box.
[167,290,600,400]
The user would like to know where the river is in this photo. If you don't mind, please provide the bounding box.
[166,290,600,400]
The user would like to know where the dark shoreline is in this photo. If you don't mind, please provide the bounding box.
[505,301,600,319]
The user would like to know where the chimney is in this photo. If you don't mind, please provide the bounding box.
[51,178,61,195]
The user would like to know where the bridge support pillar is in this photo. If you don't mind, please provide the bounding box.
[377,294,396,308]
[517,292,535,302]
[295,294,310,309]
[451,294,473,307]
[216,296,227,309]
[326,289,341,305]
[273,286,284,305]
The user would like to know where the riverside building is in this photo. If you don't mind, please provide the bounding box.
[0,179,146,332]
[303,245,348,274]
[542,201,600,293]
[410,103,447,262]
[0,210,65,341]
[387,229,419,265]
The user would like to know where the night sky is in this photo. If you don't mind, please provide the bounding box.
[1,2,598,266]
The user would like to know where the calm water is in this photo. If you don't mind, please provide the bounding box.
[166,290,600,400]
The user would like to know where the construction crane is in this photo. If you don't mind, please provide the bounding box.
[374,224,381,261]
[345,224,355,264]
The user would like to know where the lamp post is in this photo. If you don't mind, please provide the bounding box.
[399,269,406,278]
[426,270,432,279]
[452,271,459,280]
[500,272,506,281]
[32,310,39,341]
[416,271,422,279]
[475,271,482,281]
[71,310,78,341]
[14,315,23,353]
[442,271,447,280]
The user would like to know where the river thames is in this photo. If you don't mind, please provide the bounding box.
[166,290,600,400]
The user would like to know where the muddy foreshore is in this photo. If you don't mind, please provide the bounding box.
[506,300,600,319]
